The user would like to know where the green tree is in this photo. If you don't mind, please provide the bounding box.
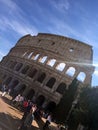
[73,86,98,130]
[54,78,79,123]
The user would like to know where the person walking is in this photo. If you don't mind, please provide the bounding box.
[18,109,34,130]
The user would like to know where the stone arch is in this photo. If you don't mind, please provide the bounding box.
[47,59,56,67]
[66,67,76,77]
[22,52,27,57]
[4,77,12,85]
[26,89,35,100]
[56,63,66,71]
[77,72,86,82]
[14,84,26,94]
[33,54,40,60]
[46,77,56,88]
[10,61,17,69]
[9,79,19,96]
[21,65,30,74]
[38,56,48,63]
[37,72,46,83]
[27,68,37,78]
[27,52,34,59]
[24,51,30,58]
[56,82,67,95]
[36,95,45,106]
[46,101,56,112]
[10,79,19,89]
[15,63,23,71]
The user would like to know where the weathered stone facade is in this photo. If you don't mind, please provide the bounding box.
[0,33,95,111]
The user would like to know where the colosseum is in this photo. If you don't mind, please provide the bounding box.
[0,33,95,113]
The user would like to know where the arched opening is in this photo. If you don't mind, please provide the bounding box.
[22,52,27,57]
[37,72,46,83]
[56,63,66,71]
[27,52,34,59]
[25,52,30,58]
[33,54,40,60]
[66,67,75,77]
[21,65,30,74]
[47,59,56,67]
[77,72,86,82]
[9,61,17,69]
[38,56,47,63]
[4,77,12,86]
[14,84,26,94]
[10,80,19,89]
[26,89,35,100]
[56,82,67,95]
[15,63,23,71]
[10,80,19,96]
[36,95,45,106]
[27,68,37,78]
[46,101,56,112]
[46,77,56,88]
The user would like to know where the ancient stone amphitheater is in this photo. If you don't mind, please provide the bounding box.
[0,33,94,111]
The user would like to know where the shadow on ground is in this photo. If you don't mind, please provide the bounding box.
[0,96,49,130]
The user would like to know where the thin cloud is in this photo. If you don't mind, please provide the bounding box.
[0,0,17,10]
[7,18,37,35]
[0,16,38,36]
[0,0,38,35]
[93,70,98,76]
[51,0,70,12]
[93,63,98,67]
[47,17,91,44]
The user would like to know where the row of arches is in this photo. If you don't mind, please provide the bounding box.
[3,76,56,112]
[10,50,86,82]
[5,61,68,95]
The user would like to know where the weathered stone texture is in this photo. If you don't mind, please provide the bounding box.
[0,33,95,108]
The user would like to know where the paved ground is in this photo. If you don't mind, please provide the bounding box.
[0,94,46,130]
[0,93,57,130]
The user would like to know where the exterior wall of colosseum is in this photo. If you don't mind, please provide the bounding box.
[0,33,95,111]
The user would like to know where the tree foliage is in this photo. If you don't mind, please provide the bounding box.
[73,86,98,130]
[53,78,79,123]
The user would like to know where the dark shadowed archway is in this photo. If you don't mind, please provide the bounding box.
[14,84,26,94]
[4,77,12,86]
[15,63,23,71]
[9,80,19,97]
[10,80,19,89]
[36,95,45,106]
[46,101,56,112]
[26,89,35,100]
[56,82,67,95]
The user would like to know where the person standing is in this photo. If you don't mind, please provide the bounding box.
[43,114,52,130]
[21,100,32,122]
[18,109,34,130]
[1,84,8,97]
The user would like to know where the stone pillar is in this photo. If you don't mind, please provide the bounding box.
[51,81,59,92]
[63,65,70,74]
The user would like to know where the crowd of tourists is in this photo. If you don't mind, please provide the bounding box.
[11,94,54,130]
[0,83,68,130]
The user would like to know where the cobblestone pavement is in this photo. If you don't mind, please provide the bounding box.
[0,94,46,130]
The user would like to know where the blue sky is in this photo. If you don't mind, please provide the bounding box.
[0,0,98,86]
